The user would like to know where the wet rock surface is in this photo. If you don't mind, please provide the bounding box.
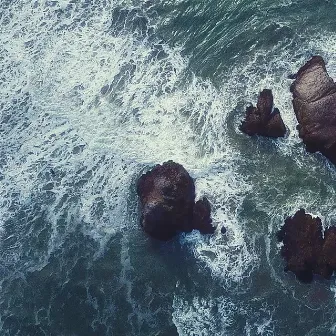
[193,197,213,234]
[240,89,286,138]
[291,56,336,164]
[137,161,216,240]
[277,209,336,283]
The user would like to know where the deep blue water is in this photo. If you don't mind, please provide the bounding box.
[1,0,336,335]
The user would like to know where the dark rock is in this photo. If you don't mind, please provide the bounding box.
[221,226,227,235]
[240,89,286,138]
[320,227,336,277]
[137,161,217,241]
[288,73,297,80]
[291,56,336,164]
[193,197,215,234]
[277,209,336,283]
[137,161,194,240]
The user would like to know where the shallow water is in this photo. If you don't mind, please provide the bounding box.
[1,0,336,335]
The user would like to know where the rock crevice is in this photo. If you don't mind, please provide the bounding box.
[277,209,336,283]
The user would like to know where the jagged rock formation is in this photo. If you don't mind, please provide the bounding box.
[277,209,336,283]
[137,161,216,240]
[291,56,336,164]
[240,89,286,138]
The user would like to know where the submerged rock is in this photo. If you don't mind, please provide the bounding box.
[291,56,336,164]
[277,209,336,283]
[240,89,286,138]
[136,161,216,241]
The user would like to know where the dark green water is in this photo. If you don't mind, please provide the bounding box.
[1,0,336,335]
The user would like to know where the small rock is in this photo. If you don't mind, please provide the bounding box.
[193,197,215,234]
[240,89,286,138]
[221,226,227,235]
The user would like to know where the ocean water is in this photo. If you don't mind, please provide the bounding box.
[1,0,336,335]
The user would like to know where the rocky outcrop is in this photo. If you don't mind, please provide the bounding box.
[240,89,286,138]
[137,161,216,240]
[193,197,213,234]
[291,56,336,164]
[277,209,336,283]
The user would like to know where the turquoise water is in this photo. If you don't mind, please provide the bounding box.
[1,0,336,335]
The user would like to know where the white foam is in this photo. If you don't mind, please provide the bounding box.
[0,0,259,285]
[1,0,329,285]
[172,295,237,336]
[172,294,275,336]
[180,165,259,287]
[2,0,336,324]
